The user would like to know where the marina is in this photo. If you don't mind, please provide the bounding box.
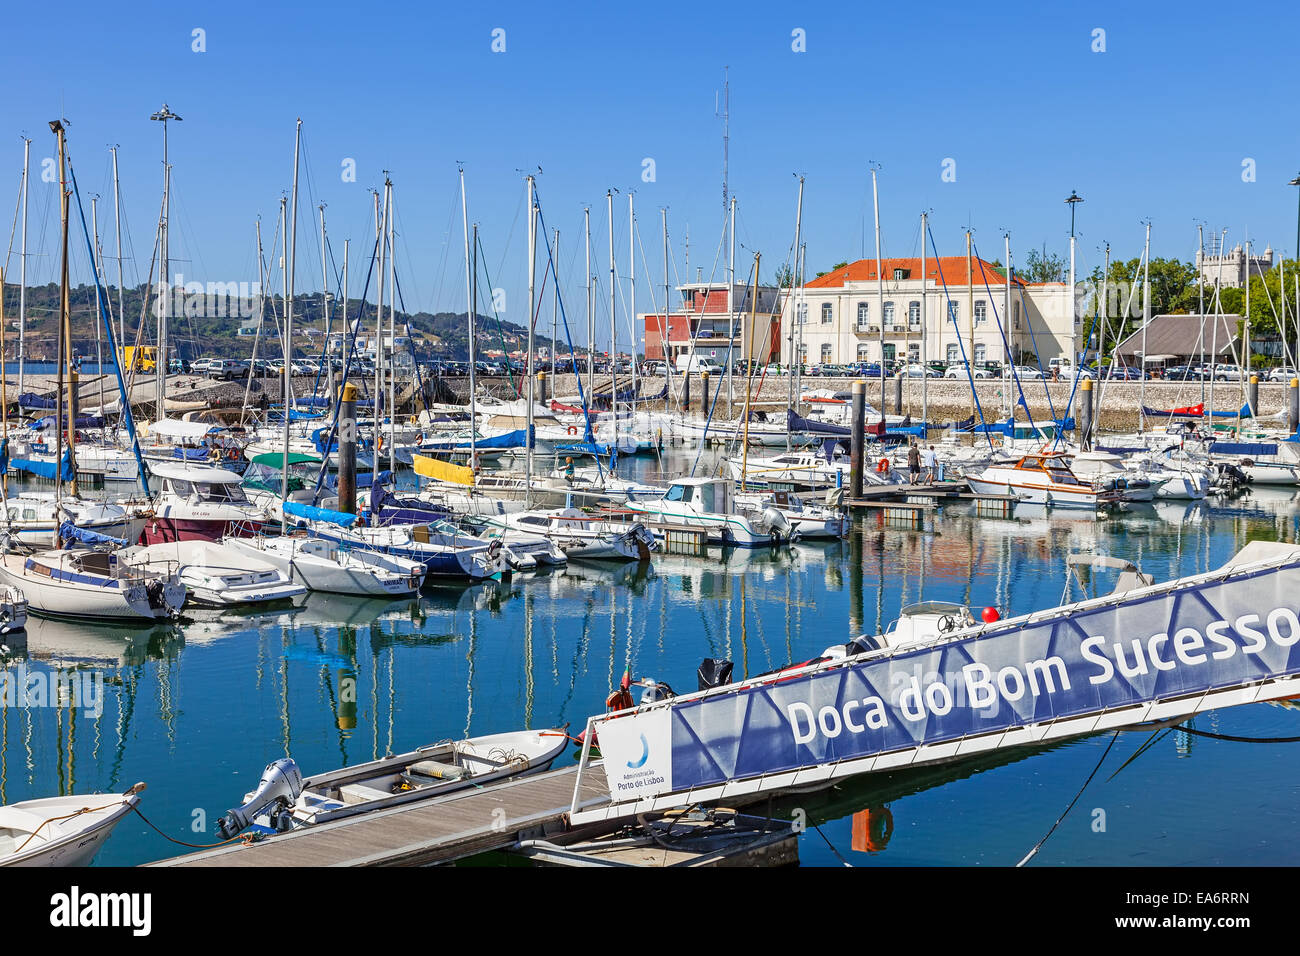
[2,10,1300,937]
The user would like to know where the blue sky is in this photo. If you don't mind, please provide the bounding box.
[3,0,1298,352]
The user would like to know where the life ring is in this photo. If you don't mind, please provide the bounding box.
[567,425,578,436]
[876,458,888,473]
[605,687,634,713]
[227,446,241,461]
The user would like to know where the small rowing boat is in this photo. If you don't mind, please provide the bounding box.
[0,783,145,866]
[218,728,568,837]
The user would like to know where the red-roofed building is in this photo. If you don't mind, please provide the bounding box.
[782,256,1077,368]
[641,281,783,365]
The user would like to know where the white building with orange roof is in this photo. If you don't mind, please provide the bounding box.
[780,256,1079,369]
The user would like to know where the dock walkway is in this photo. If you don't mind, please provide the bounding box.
[152,764,610,867]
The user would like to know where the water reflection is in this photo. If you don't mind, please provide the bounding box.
[4,474,1300,864]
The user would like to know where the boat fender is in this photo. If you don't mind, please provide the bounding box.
[606,687,634,714]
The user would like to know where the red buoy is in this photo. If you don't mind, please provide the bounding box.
[982,606,1001,623]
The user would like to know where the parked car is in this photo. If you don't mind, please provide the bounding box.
[1162,365,1204,382]
[944,362,991,380]
[642,361,669,376]
[1005,365,1047,380]
[899,363,939,378]
[1101,365,1144,381]
[1267,366,1298,383]
[190,357,216,375]
[209,359,249,381]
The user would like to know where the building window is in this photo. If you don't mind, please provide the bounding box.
[973,344,986,364]
[1014,301,1020,330]
[857,343,870,361]
[908,301,920,328]
[883,301,895,327]
[908,343,920,363]
[856,302,869,331]
[797,303,807,326]
[821,303,833,324]
[883,344,896,363]
[820,343,833,362]
[946,344,960,363]
[948,301,959,324]
[893,268,908,281]
[799,345,808,363]
[975,301,987,325]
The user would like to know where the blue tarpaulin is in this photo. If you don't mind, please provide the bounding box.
[1210,441,1278,457]
[283,500,358,527]
[58,521,126,547]
[11,447,73,480]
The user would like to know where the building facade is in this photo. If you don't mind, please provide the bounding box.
[779,257,1078,368]
[1195,242,1273,290]
[642,281,782,365]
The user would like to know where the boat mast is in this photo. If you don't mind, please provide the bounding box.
[51,120,74,512]
[727,195,736,418]
[662,206,671,417]
[372,180,389,505]
[740,252,760,486]
[91,196,105,416]
[585,206,593,404]
[921,211,928,432]
[460,167,476,479]
[319,202,331,407]
[17,137,28,400]
[386,180,396,477]
[788,177,804,450]
[150,103,181,422]
[526,175,536,505]
[628,193,638,423]
[1198,224,1206,404]
[111,145,125,360]
[1004,231,1012,419]
[607,189,617,446]
[1139,220,1150,430]
[282,118,301,533]
[552,228,559,393]
[871,166,884,412]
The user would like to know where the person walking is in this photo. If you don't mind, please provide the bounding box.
[923,445,938,484]
[907,440,921,484]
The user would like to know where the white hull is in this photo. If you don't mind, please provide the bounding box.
[223,536,425,597]
[0,785,144,867]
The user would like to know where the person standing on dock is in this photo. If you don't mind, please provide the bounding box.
[923,445,937,484]
[907,440,921,484]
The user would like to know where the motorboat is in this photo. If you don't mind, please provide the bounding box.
[223,534,426,597]
[734,489,848,539]
[625,477,794,546]
[217,729,568,837]
[0,783,146,867]
[965,452,1122,510]
[494,508,658,561]
[121,540,305,607]
[142,461,271,543]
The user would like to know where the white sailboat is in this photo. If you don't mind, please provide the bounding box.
[223,535,426,597]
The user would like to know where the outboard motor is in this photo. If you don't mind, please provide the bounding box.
[639,679,675,704]
[760,507,791,540]
[697,658,734,691]
[217,758,304,839]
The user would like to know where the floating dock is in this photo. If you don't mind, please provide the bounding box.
[152,764,611,867]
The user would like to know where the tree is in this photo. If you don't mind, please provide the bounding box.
[1018,248,1067,283]
[773,263,794,289]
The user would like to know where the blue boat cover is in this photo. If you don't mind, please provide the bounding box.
[283,500,358,527]
[17,392,56,409]
[58,521,126,547]
[1209,441,1278,457]
[11,447,73,480]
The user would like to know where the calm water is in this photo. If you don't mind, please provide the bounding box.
[4,457,1300,867]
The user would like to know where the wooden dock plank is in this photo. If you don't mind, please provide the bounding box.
[152,765,611,868]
